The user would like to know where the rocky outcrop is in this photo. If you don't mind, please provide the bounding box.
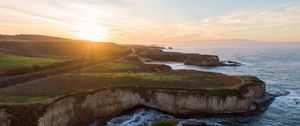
[0,104,47,126]
[0,77,273,126]
[137,48,240,67]
[40,79,268,126]
[140,51,221,67]
[37,88,250,126]
[184,55,219,66]
[0,109,10,126]
[219,61,241,66]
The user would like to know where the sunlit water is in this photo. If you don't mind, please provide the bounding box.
[102,43,300,126]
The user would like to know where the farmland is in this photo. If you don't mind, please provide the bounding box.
[0,54,59,71]
[0,61,244,103]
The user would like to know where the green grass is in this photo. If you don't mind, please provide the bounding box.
[81,72,187,82]
[103,63,137,70]
[0,94,50,103]
[0,54,59,71]
[152,119,179,126]
[0,61,246,103]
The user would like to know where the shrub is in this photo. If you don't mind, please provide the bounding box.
[152,119,179,126]
[31,64,43,71]
[5,67,32,76]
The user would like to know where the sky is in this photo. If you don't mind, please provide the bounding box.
[0,0,300,44]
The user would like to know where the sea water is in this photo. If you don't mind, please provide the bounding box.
[106,42,300,126]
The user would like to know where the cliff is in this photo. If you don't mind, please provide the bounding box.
[128,45,240,67]
[0,76,274,126]
[184,54,220,66]
[139,51,220,67]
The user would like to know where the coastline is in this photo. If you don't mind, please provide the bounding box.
[0,43,292,125]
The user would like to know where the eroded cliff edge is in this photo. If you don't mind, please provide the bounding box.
[126,45,241,66]
[0,76,274,126]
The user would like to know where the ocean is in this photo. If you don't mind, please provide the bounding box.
[106,42,300,126]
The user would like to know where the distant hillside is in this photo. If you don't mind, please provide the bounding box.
[0,34,71,42]
[0,34,130,59]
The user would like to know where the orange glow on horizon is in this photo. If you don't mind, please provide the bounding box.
[75,23,108,42]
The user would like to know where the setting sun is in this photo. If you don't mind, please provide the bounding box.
[75,23,108,42]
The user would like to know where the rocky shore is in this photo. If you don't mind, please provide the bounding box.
[128,45,241,67]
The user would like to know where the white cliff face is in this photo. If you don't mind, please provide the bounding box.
[38,97,76,126]
[37,84,263,126]
[0,109,10,126]
[37,89,143,126]
[80,90,141,117]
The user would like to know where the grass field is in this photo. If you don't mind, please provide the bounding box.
[0,61,244,103]
[102,63,138,70]
[152,119,178,126]
[0,93,50,103]
[0,54,59,71]
[81,72,187,81]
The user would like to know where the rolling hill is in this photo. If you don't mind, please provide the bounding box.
[0,34,130,58]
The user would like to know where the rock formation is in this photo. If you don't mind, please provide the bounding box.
[0,76,275,126]
[0,109,10,126]
[134,46,240,67]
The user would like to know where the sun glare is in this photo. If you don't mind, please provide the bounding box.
[75,23,108,42]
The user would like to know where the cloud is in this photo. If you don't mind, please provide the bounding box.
[0,0,299,43]
[195,6,300,42]
[110,5,300,43]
